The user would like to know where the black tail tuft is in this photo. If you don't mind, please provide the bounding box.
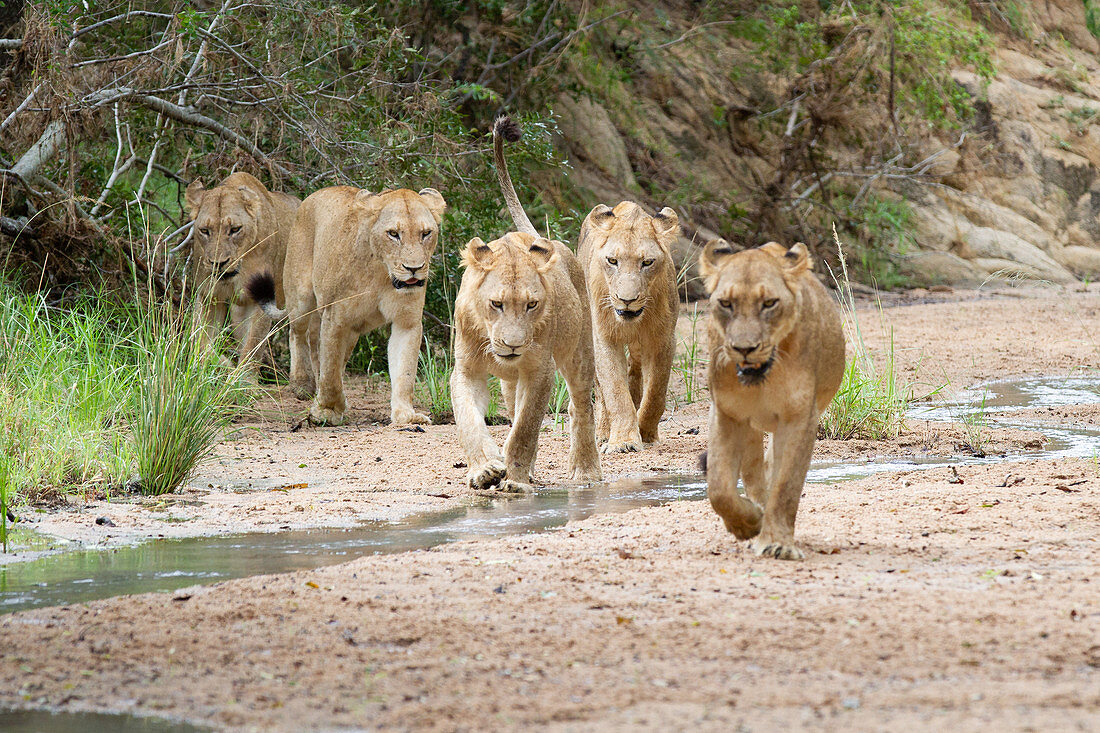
[246,271,276,305]
[697,451,708,473]
[493,115,522,143]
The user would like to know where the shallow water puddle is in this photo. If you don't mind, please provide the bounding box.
[1,376,1097,616]
[0,709,208,732]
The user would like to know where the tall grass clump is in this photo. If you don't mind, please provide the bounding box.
[130,304,251,496]
[0,278,250,505]
[417,338,453,423]
[820,227,915,440]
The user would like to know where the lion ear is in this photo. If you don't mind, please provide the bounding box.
[783,242,811,276]
[588,204,616,232]
[528,238,559,273]
[354,188,385,216]
[699,238,735,283]
[418,188,447,223]
[652,206,679,237]
[237,184,262,215]
[185,180,205,215]
[462,237,495,270]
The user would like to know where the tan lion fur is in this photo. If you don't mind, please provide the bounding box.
[449,116,600,492]
[699,240,845,560]
[451,232,600,491]
[578,200,680,452]
[184,172,299,376]
[266,185,446,426]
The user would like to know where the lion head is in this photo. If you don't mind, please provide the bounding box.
[355,188,446,291]
[699,240,811,386]
[583,201,679,321]
[459,232,559,362]
[186,172,268,281]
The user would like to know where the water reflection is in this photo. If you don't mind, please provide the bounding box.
[0,709,208,732]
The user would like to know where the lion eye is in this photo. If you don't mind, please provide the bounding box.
[228,225,241,235]
[762,298,778,309]
[642,258,654,267]
[199,228,210,237]
[606,257,618,266]
[421,230,432,240]
[490,300,503,310]
[717,299,732,309]
[526,300,538,311]
[387,229,400,239]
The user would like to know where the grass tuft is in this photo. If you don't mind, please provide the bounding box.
[820,227,915,440]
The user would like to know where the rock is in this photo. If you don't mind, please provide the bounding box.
[1057,245,1100,278]
[1031,0,1100,54]
[555,94,637,190]
[962,227,1077,283]
[896,251,984,287]
[95,516,116,527]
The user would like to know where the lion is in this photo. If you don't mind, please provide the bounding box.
[449,116,600,492]
[577,200,680,453]
[184,172,299,376]
[246,185,446,426]
[698,240,845,560]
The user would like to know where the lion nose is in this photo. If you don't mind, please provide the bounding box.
[213,259,231,271]
[403,263,424,274]
[619,295,638,305]
[732,344,759,357]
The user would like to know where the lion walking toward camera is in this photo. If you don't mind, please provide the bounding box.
[185,172,299,376]
[449,117,600,492]
[248,185,446,426]
[578,199,679,453]
[699,240,845,560]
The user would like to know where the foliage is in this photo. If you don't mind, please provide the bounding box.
[846,194,915,289]
[0,277,248,504]
[416,338,453,424]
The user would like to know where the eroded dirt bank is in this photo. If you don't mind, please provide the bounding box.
[0,282,1097,731]
[13,283,1097,549]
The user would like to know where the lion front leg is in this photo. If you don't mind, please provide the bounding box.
[388,317,430,425]
[451,362,506,490]
[556,350,601,484]
[751,412,818,561]
[309,305,351,426]
[637,331,674,444]
[706,405,763,541]
[593,330,642,453]
[500,366,554,492]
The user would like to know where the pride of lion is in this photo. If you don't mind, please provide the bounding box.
[200,115,843,560]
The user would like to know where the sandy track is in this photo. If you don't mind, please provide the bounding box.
[1,283,1098,730]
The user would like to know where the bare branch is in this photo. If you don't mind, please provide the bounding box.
[0,39,22,51]
[0,83,42,135]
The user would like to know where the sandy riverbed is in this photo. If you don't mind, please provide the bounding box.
[0,282,1097,730]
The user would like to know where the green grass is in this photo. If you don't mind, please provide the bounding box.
[416,338,453,423]
[674,303,706,405]
[820,228,916,440]
[0,278,250,507]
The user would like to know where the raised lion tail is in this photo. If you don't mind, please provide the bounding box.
[492,115,539,237]
[245,272,286,320]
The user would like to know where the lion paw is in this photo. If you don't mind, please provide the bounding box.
[391,407,431,426]
[568,466,602,484]
[751,538,804,561]
[497,479,532,494]
[290,381,316,401]
[468,461,507,490]
[601,440,641,454]
[308,404,346,427]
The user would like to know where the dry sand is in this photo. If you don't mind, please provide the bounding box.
[1,282,1098,731]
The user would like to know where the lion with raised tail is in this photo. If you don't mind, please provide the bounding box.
[699,240,845,560]
[577,199,680,453]
[247,185,446,426]
[449,116,600,492]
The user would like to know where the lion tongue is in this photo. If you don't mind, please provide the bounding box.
[404,278,419,284]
